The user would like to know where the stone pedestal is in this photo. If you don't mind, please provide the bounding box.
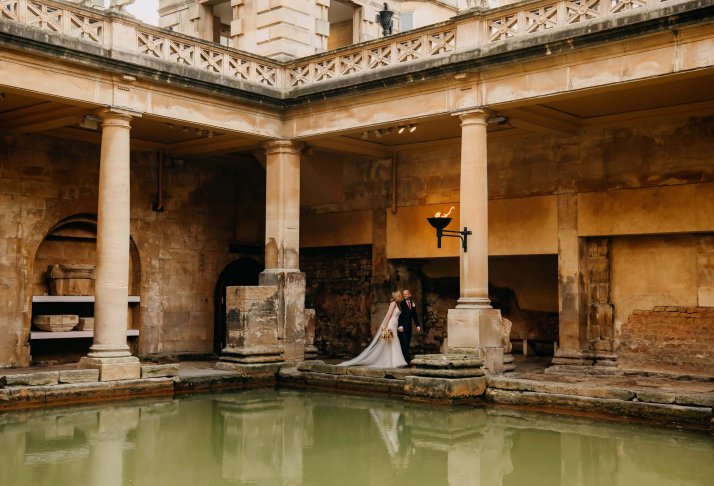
[447,307,506,371]
[405,354,487,402]
[81,356,140,382]
[219,285,283,364]
[259,271,307,362]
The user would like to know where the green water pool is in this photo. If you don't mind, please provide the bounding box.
[1,389,712,485]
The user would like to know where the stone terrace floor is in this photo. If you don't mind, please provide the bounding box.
[1,356,711,395]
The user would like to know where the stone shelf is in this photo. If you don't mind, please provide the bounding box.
[30,330,140,340]
[32,296,141,303]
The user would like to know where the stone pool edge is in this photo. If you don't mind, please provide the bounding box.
[1,362,712,429]
[277,364,714,429]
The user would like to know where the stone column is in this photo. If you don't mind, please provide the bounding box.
[548,193,594,373]
[259,140,306,362]
[262,140,303,272]
[80,108,140,381]
[446,108,505,372]
[457,109,490,308]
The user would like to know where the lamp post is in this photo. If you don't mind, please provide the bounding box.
[427,217,472,252]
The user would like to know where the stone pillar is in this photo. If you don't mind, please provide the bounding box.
[548,194,594,373]
[259,140,306,362]
[80,109,140,381]
[446,109,506,372]
[263,140,303,272]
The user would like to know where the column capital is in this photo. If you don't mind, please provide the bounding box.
[452,107,490,125]
[95,107,140,129]
[262,139,305,155]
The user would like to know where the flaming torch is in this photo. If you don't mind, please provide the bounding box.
[427,207,472,252]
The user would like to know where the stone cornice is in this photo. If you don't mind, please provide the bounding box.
[0,0,711,111]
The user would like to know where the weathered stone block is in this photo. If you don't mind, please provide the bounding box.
[141,364,179,379]
[224,285,280,350]
[58,369,99,384]
[405,376,486,400]
[297,360,325,372]
[214,362,281,379]
[384,368,412,380]
[636,390,676,404]
[76,317,94,331]
[32,315,79,332]
[47,264,95,296]
[220,345,283,364]
[347,366,385,378]
[1,371,59,387]
[80,356,141,382]
[309,363,348,375]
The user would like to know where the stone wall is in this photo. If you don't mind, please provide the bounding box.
[301,245,373,355]
[0,134,248,366]
[619,307,714,376]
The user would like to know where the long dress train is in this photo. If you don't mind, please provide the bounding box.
[337,301,407,368]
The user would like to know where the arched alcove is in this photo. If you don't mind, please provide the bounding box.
[30,214,141,364]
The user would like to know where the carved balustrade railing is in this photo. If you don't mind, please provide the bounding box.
[134,27,282,88]
[484,0,673,44]
[0,0,693,91]
[1,0,108,45]
[285,26,457,88]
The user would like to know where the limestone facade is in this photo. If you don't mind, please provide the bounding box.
[0,0,713,377]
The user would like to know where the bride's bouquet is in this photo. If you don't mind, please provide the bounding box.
[380,328,394,341]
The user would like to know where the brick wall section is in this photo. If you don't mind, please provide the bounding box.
[301,245,373,355]
[619,307,714,376]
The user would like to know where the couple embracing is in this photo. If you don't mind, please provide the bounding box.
[338,289,422,369]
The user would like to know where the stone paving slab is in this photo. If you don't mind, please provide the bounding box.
[58,369,99,384]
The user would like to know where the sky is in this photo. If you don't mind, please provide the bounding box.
[126,0,159,25]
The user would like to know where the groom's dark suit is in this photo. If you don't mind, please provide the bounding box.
[398,299,421,363]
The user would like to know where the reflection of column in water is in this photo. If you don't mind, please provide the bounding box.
[218,393,305,484]
[404,407,511,486]
[130,400,180,482]
[0,420,28,484]
[86,408,140,486]
[477,423,513,486]
[280,395,306,484]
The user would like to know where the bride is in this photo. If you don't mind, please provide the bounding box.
[338,291,407,368]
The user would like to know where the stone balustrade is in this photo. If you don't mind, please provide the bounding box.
[0,0,694,91]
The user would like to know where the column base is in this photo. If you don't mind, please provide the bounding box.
[546,350,621,375]
[405,354,487,402]
[455,297,492,309]
[446,307,510,372]
[80,356,140,382]
[304,344,318,360]
[219,345,284,364]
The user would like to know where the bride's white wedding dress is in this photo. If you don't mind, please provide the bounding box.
[338,302,407,368]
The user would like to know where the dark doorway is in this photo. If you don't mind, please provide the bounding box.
[213,257,263,354]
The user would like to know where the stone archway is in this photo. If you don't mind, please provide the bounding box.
[213,257,263,354]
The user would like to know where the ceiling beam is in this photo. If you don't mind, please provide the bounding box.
[166,135,257,157]
[44,127,167,152]
[504,106,581,137]
[0,103,89,134]
[305,136,392,159]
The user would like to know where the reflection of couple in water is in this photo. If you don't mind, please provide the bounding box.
[338,289,422,368]
[369,408,414,468]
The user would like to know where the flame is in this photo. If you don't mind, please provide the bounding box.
[434,206,455,218]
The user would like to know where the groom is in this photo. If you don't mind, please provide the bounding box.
[397,289,421,364]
